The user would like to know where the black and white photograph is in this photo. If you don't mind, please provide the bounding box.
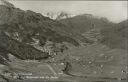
[0,0,127,82]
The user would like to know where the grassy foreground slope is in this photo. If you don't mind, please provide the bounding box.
[62,43,127,79]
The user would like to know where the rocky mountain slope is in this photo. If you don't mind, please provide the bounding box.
[0,1,79,62]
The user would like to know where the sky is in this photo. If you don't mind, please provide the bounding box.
[9,1,127,23]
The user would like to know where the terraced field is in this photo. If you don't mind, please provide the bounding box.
[63,43,128,80]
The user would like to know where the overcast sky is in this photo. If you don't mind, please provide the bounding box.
[10,1,127,23]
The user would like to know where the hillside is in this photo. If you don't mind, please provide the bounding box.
[62,44,127,79]
[0,1,127,82]
[59,14,128,50]
[59,14,115,34]
[100,20,128,50]
[57,13,117,45]
[0,2,80,62]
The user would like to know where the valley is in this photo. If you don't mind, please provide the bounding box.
[0,0,127,82]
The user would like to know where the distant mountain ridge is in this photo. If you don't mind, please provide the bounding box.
[59,14,115,34]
